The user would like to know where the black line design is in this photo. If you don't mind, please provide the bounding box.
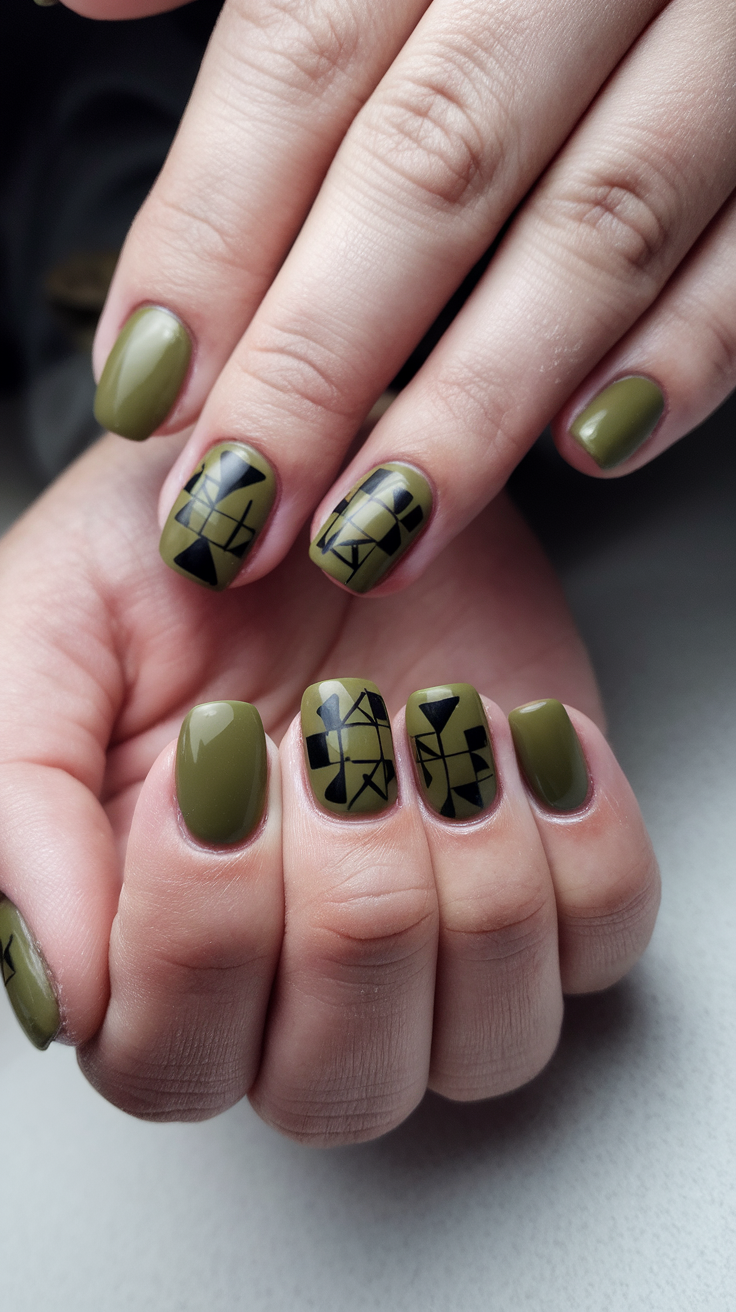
[1,932,16,988]
[313,467,425,587]
[413,699,494,818]
[306,687,396,809]
[173,449,267,584]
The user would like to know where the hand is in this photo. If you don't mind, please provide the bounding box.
[60,0,736,596]
[0,435,658,1139]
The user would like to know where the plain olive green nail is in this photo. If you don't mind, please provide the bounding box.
[406,683,496,819]
[301,678,397,816]
[309,463,432,593]
[570,376,664,470]
[176,701,267,846]
[508,699,589,813]
[94,305,192,441]
[160,443,277,590]
[0,897,60,1050]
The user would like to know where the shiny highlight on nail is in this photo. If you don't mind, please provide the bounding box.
[570,376,664,470]
[508,698,589,813]
[176,701,268,846]
[94,305,192,441]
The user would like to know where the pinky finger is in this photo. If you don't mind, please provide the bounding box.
[554,193,736,475]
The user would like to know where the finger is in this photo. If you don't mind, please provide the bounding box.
[79,701,284,1121]
[161,0,662,583]
[92,0,428,441]
[402,686,562,1102]
[302,0,736,594]
[250,678,438,1145]
[508,700,660,994]
[554,191,736,474]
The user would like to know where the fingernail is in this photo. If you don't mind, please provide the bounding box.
[508,699,589,813]
[570,375,664,470]
[34,1,59,7]
[0,897,60,1050]
[309,463,432,593]
[94,305,192,441]
[160,443,277,590]
[176,701,268,846]
[406,683,496,819]
[301,678,397,816]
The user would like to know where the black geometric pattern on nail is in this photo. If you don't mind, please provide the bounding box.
[1,933,16,987]
[173,450,267,584]
[413,700,494,818]
[313,467,425,587]
[306,688,396,809]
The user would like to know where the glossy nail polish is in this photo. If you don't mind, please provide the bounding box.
[0,897,60,1050]
[94,305,192,441]
[301,678,397,815]
[406,683,496,819]
[176,701,267,846]
[508,699,589,812]
[309,463,432,594]
[160,443,277,590]
[570,376,664,470]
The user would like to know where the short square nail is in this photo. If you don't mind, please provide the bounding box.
[176,701,268,846]
[160,443,277,589]
[508,699,589,813]
[94,305,192,441]
[301,678,398,816]
[0,897,60,1050]
[406,683,496,819]
[309,463,432,593]
[570,376,664,470]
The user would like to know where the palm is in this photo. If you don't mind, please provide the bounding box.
[0,434,598,859]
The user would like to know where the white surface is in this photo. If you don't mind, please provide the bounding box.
[1,404,735,1311]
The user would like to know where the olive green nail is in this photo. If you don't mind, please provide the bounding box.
[309,463,432,593]
[301,678,397,816]
[160,443,277,590]
[570,376,664,470]
[94,305,192,441]
[176,701,267,846]
[406,683,496,820]
[0,897,60,1050]
[508,699,589,813]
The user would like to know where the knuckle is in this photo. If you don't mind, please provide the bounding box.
[359,43,506,211]
[237,317,359,423]
[674,299,736,388]
[230,0,362,97]
[545,163,677,285]
[442,882,552,966]
[138,190,249,284]
[315,881,437,976]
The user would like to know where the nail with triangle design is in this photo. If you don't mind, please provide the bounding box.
[406,684,497,820]
[160,442,277,590]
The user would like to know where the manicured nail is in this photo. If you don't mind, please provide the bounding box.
[301,678,397,816]
[508,699,589,812]
[406,683,496,820]
[176,701,267,846]
[309,463,432,594]
[0,897,60,1050]
[160,443,277,590]
[570,375,664,470]
[94,305,192,441]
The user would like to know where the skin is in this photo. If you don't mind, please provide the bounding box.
[51,0,736,599]
[0,436,659,1139]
